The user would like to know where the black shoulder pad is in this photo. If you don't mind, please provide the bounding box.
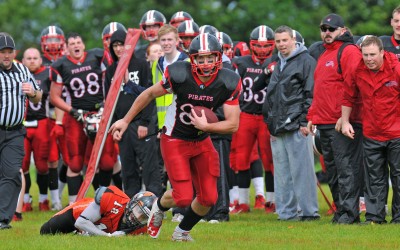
[379,35,392,46]
[94,186,108,205]
[167,61,191,83]
[219,68,241,91]
[89,48,105,59]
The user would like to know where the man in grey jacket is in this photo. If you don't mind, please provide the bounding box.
[264,25,319,221]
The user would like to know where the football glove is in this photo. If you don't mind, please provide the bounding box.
[70,108,86,122]
[50,124,64,138]
[108,231,126,237]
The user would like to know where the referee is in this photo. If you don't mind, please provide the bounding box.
[0,33,42,229]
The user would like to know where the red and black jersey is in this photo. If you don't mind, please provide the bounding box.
[26,66,51,121]
[42,54,57,67]
[161,61,241,141]
[232,55,267,114]
[51,48,105,111]
[380,35,400,61]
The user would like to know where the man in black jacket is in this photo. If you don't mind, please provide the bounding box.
[264,26,319,221]
[104,29,162,198]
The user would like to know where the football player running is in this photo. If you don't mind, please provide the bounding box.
[110,33,241,242]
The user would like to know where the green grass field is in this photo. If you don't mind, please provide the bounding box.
[1,177,400,250]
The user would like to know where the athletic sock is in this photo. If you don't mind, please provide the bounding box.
[24,173,31,194]
[157,197,169,212]
[37,173,49,198]
[179,206,203,231]
[252,177,265,197]
[238,188,250,205]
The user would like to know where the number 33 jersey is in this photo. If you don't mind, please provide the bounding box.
[161,61,241,141]
[51,48,106,111]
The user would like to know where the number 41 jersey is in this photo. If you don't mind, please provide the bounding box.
[161,61,241,141]
[51,48,106,111]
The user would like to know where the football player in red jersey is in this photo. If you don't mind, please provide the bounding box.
[40,25,70,204]
[40,186,156,236]
[21,48,63,212]
[135,10,166,59]
[40,25,65,66]
[110,33,241,242]
[49,32,117,205]
[169,11,193,28]
[230,25,276,213]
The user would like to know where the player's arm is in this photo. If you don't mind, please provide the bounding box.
[109,82,166,141]
[50,81,72,113]
[192,103,240,134]
[74,202,109,236]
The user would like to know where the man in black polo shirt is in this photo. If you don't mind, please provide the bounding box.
[0,33,42,229]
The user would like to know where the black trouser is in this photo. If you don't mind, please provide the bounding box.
[204,138,231,221]
[319,126,363,223]
[0,128,25,224]
[40,209,75,234]
[363,137,400,223]
[119,121,162,198]
[332,126,363,223]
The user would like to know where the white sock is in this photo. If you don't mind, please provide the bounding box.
[50,189,61,204]
[39,194,48,203]
[266,192,275,203]
[69,195,77,205]
[229,186,239,203]
[359,197,365,203]
[58,180,66,199]
[24,193,31,203]
[238,188,250,205]
[252,177,265,197]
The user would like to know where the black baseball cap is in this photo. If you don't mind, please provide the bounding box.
[320,13,345,29]
[0,34,15,50]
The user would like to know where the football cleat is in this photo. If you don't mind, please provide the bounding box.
[254,195,266,209]
[230,203,250,214]
[147,199,164,239]
[22,195,33,212]
[172,229,194,242]
[39,200,50,211]
[229,200,239,212]
[264,202,276,214]
[12,213,23,222]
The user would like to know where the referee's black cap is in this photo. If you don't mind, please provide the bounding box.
[0,34,15,50]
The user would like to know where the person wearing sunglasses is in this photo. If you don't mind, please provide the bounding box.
[307,13,364,224]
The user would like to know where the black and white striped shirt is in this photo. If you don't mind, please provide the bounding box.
[0,62,40,127]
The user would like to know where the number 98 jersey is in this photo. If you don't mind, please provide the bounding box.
[51,48,106,111]
[161,61,241,141]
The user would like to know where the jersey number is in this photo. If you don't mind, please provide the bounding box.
[242,76,266,104]
[69,73,100,98]
[29,100,42,111]
[110,200,123,214]
[179,103,195,125]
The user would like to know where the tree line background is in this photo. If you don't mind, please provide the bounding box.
[0,0,397,59]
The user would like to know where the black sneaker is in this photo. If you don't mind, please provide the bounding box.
[300,216,321,221]
[361,220,386,225]
[0,222,11,230]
